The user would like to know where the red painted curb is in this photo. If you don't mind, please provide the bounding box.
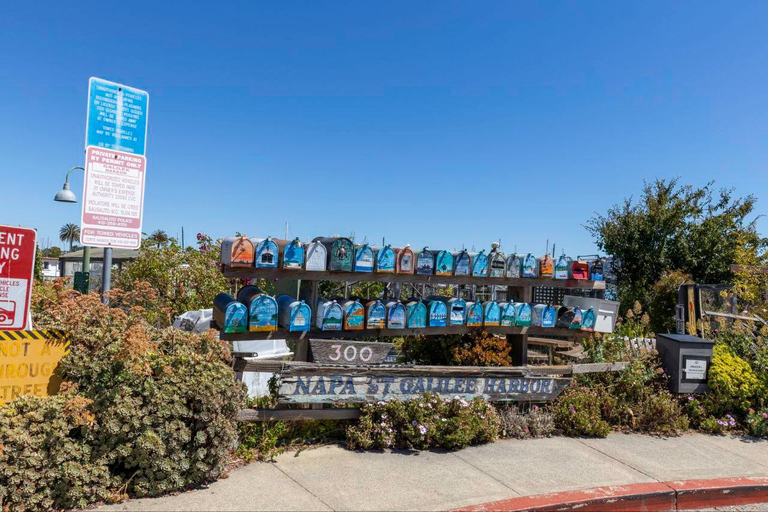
[455,477,768,511]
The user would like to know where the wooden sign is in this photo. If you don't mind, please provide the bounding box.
[272,363,570,404]
[309,339,394,365]
[0,330,69,404]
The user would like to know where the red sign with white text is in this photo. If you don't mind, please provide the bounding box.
[0,225,36,330]
[80,146,146,249]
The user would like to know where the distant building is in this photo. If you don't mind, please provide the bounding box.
[58,248,140,278]
[41,257,60,280]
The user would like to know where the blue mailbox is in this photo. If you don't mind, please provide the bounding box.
[506,254,522,279]
[488,244,506,278]
[434,250,454,276]
[472,250,488,277]
[386,300,407,329]
[376,245,396,273]
[253,237,279,269]
[416,247,435,275]
[454,250,471,276]
[465,301,484,327]
[555,254,571,279]
[521,253,538,278]
[581,308,596,331]
[355,243,375,272]
[514,302,533,326]
[484,301,501,326]
[338,299,365,330]
[237,286,278,332]
[425,299,447,327]
[365,299,387,329]
[316,298,343,331]
[499,302,517,326]
[532,304,557,328]
[406,300,427,328]
[276,238,304,270]
[276,295,311,332]
[213,293,248,334]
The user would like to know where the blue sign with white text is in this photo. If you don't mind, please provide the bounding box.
[86,77,149,155]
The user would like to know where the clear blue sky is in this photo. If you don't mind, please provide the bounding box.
[2,1,767,256]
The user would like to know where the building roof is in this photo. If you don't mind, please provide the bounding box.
[59,248,141,260]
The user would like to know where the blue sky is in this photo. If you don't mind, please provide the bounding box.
[2,1,767,256]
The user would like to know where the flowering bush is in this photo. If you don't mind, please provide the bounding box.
[700,414,739,434]
[497,405,554,439]
[552,386,612,438]
[346,394,500,450]
[708,345,761,415]
[746,409,768,437]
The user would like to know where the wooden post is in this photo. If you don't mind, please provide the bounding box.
[507,284,532,366]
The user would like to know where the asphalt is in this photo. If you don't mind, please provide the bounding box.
[99,433,768,511]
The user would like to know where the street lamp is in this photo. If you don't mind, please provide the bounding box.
[53,166,90,285]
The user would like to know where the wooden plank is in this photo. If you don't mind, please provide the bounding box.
[703,310,764,323]
[527,336,575,348]
[237,408,362,422]
[221,325,592,342]
[222,265,606,290]
[571,362,630,374]
[310,339,394,365]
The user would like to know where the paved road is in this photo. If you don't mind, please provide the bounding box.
[100,433,768,511]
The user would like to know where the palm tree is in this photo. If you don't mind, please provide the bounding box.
[59,223,80,252]
[148,229,169,248]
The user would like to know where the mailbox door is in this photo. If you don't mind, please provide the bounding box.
[484,302,500,326]
[539,254,554,278]
[376,246,396,273]
[305,242,327,271]
[343,301,365,330]
[282,240,304,270]
[290,303,311,332]
[322,302,343,331]
[499,302,516,326]
[255,239,279,268]
[435,251,454,276]
[449,298,466,325]
[454,251,471,276]
[521,254,538,278]
[554,255,570,279]
[416,250,434,275]
[571,261,589,280]
[428,301,447,327]
[330,239,354,272]
[407,302,427,328]
[366,301,386,329]
[507,255,522,278]
[515,303,532,326]
[569,307,583,330]
[556,307,574,328]
[472,251,488,277]
[397,247,415,274]
[466,302,484,326]
[542,305,557,328]
[224,302,248,334]
[581,308,595,331]
[590,260,605,281]
[387,303,406,329]
[355,245,374,272]
[222,236,255,267]
[531,304,545,327]
[489,253,506,277]
[249,295,278,332]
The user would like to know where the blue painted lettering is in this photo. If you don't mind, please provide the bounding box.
[311,377,327,395]
[531,379,541,393]
[341,377,356,394]
[400,378,414,393]
[483,378,496,393]
[294,377,311,395]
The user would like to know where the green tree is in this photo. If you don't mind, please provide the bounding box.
[42,246,62,258]
[587,179,763,314]
[147,229,170,248]
[59,223,80,252]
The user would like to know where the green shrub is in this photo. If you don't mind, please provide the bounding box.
[746,409,768,437]
[238,419,348,462]
[708,345,761,415]
[552,386,612,438]
[346,394,500,450]
[699,414,738,434]
[497,405,554,439]
[635,392,689,435]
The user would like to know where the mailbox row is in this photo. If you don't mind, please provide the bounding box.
[213,286,598,335]
[221,235,605,281]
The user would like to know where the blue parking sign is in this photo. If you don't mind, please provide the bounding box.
[86,77,149,155]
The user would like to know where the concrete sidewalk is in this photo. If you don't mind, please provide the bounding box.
[100,433,768,511]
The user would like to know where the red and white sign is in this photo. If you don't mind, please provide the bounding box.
[0,225,36,330]
[80,146,146,249]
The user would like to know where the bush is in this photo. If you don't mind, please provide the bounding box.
[497,405,554,439]
[708,345,761,415]
[746,409,768,437]
[552,386,612,438]
[699,414,739,434]
[3,279,246,509]
[346,394,500,450]
[452,332,512,366]
[649,270,691,334]
[635,392,689,434]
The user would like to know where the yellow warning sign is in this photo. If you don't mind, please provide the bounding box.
[0,330,69,404]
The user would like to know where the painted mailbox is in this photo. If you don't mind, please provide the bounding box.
[213,293,248,334]
[396,246,415,274]
[555,255,571,279]
[532,304,557,328]
[489,247,506,278]
[465,301,484,327]
[375,245,396,273]
[406,300,427,328]
[354,244,375,272]
[499,302,517,326]
[521,253,538,278]
[315,237,355,272]
[454,250,471,276]
[556,306,582,330]
[590,259,605,281]
[386,301,406,329]
[429,297,466,325]
[425,300,448,327]
[304,241,328,271]
[221,235,255,267]
[471,250,488,277]
[434,250,454,276]
[571,260,589,280]
[236,286,278,332]
[539,254,554,278]
[252,237,279,268]
[315,298,343,331]
[514,302,533,327]
[416,247,435,275]
[581,308,596,331]
[276,295,311,332]
[339,299,365,330]
[484,301,501,326]
[275,238,304,270]
[365,299,387,329]
[506,254,522,279]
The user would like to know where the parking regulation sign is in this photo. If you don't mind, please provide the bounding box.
[80,146,146,249]
[86,77,149,155]
[0,225,36,330]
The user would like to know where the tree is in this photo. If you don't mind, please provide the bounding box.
[587,179,764,316]
[147,229,170,248]
[43,246,62,258]
[59,223,80,252]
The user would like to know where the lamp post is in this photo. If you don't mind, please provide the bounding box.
[54,166,90,288]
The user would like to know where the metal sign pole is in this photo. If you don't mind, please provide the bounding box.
[101,247,112,303]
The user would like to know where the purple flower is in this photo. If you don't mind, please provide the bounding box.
[763,413,768,420]
[418,425,428,435]
[412,420,417,426]
[568,406,576,413]
[381,413,387,420]
[687,396,694,401]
